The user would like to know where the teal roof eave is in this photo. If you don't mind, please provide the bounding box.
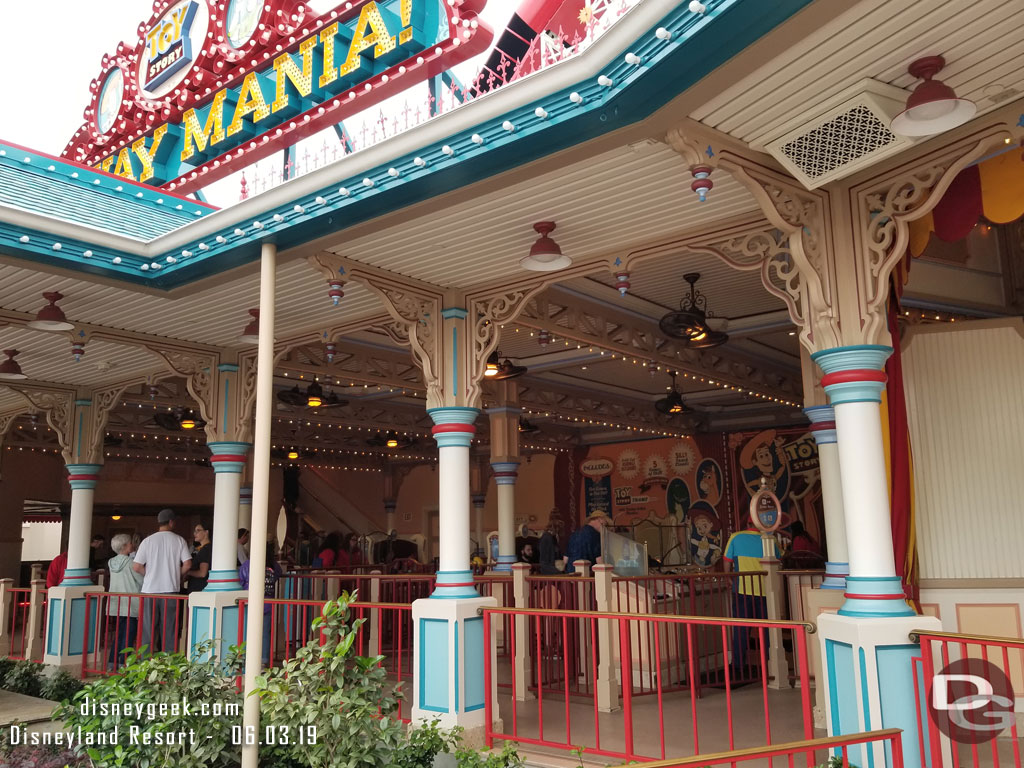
[2,0,812,290]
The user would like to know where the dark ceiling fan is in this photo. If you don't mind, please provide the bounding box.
[483,351,528,380]
[654,372,689,415]
[518,418,539,434]
[367,431,417,449]
[152,407,206,432]
[659,273,729,348]
[276,382,348,410]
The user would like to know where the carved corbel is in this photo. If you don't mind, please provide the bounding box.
[84,383,131,465]
[851,126,1015,345]
[6,388,75,462]
[465,286,546,408]
[147,346,220,441]
[311,253,444,408]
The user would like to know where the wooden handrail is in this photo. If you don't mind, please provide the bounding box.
[910,628,1024,646]
[622,728,902,767]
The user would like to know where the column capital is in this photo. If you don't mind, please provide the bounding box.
[429,407,478,448]
[811,345,892,404]
[208,441,252,474]
[804,405,837,445]
[239,486,253,502]
[66,463,102,490]
[491,461,519,485]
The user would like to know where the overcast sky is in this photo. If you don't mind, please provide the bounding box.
[0,1,515,207]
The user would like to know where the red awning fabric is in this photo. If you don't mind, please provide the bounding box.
[908,144,1024,256]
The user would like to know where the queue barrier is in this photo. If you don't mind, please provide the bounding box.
[912,629,1024,768]
[81,592,189,676]
[482,605,816,762]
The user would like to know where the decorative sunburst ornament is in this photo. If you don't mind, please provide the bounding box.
[578,3,594,24]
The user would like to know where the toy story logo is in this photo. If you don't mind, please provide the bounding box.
[579,437,726,569]
[729,427,825,555]
[66,0,492,192]
[142,1,200,92]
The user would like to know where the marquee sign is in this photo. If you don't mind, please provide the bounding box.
[62,0,492,193]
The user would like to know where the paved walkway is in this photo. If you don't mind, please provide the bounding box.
[0,689,60,730]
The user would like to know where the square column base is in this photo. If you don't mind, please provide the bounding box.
[411,595,500,745]
[44,585,105,672]
[805,588,846,729]
[187,590,246,662]
[819,611,941,768]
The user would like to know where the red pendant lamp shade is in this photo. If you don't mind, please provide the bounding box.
[521,221,571,272]
[891,56,976,137]
[238,309,261,345]
[27,292,74,332]
[0,350,27,380]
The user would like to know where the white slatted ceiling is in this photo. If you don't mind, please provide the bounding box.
[328,144,761,287]
[0,327,159,386]
[902,323,1024,579]
[693,0,1024,147]
[0,259,381,347]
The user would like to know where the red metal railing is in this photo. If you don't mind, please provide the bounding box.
[483,606,815,762]
[616,728,904,768]
[82,592,189,676]
[912,629,1023,768]
[236,598,413,722]
[277,572,435,604]
[6,588,46,662]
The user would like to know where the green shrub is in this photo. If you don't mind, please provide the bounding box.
[0,656,15,685]
[394,720,462,768]
[55,643,242,768]
[455,741,524,768]
[255,592,405,768]
[3,660,42,697]
[40,668,83,703]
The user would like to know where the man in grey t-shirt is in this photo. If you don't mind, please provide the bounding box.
[133,508,191,653]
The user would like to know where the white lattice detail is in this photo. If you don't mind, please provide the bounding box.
[780,105,897,181]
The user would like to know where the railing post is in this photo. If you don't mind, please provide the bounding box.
[0,578,12,657]
[592,564,620,712]
[29,564,43,584]
[510,564,533,701]
[574,561,591,684]
[367,570,382,653]
[25,579,45,662]
[96,571,106,589]
[761,538,789,690]
[325,574,340,602]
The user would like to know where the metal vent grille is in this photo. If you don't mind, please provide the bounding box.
[779,105,897,181]
[760,82,918,189]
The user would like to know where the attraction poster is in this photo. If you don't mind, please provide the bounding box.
[577,437,728,567]
[728,427,825,554]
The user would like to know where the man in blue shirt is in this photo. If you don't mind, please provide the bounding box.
[564,511,610,573]
[723,520,779,678]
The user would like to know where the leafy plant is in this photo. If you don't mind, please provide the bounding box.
[55,642,242,768]
[255,592,406,768]
[394,720,462,768]
[40,668,84,702]
[3,660,42,697]
[0,656,15,685]
[0,727,88,767]
[454,741,524,768]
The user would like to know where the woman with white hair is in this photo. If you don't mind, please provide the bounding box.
[107,533,144,669]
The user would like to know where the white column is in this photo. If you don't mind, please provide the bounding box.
[804,406,848,589]
[207,443,250,591]
[430,409,477,587]
[63,464,102,585]
[491,462,518,571]
[241,242,277,768]
[238,485,253,531]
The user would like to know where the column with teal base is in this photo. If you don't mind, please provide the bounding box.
[412,408,499,742]
[804,405,848,590]
[811,346,939,768]
[490,461,519,572]
[188,442,251,661]
[45,463,105,670]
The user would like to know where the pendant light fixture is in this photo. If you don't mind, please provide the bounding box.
[27,292,74,332]
[520,221,571,272]
[306,381,324,408]
[484,351,528,380]
[659,273,729,348]
[238,308,261,345]
[386,433,399,448]
[0,350,27,380]
[179,409,198,430]
[287,449,299,460]
[484,352,500,377]
[890,56,976,137]
[655,372,688,415]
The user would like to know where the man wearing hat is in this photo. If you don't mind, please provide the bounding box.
[132,508,192,653]
[564,510,610,574]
